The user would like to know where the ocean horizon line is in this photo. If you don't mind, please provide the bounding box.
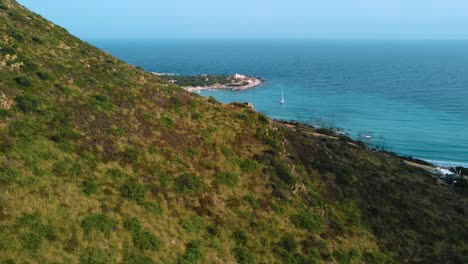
[86,37,468,43]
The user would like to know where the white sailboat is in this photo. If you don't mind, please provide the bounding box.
[280,88,285,104]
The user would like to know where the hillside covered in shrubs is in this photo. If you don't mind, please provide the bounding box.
[0,1,467,263]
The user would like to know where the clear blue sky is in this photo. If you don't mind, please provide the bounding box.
[17,0,468,40]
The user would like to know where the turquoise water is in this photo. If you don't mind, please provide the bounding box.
[93,40,468,166]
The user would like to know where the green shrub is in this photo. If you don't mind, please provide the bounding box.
[14,76,33,87]
[15,94,40,112]
[233,246,256,264]
[106,168,128,180]
[272,159,296,185]
[271,245,296,263]
[232,230,248,246]
[81,214,114,236]
[90,94,117,113]
[207,96,218,104]
[243,195,260,210]
[82,179,99,195]
[191,112,202,120]
[21,59,39,72]
[333,250,351,264]
[123,248,154,264]
[363,251,391,264]
[123,217,142,233]
[0,3,8,10]
[174,173,203,193]
[143,202,163,215]
[291,211,323,234]
[187,147,198,157]
[240,159,258,173]
[0,167,20,184]
[132,229,161,251]
[120,182,148,203]
[20,232,42,253]
[80,247,109,264]
[159,116,175,128]
[215,171,238,187]
[11,29,24,41]
[123,147,140,164]
[16,211,41,227]
[0,46,15,55]
[36,224,57,241]
[177,240,203,264]
[180,215,204,234]
[36,71,51,80]
[206,225,220,238]
[32,36,44,44]
[277,235,298,253]
[0,233,12,251]
[169,96,182,107]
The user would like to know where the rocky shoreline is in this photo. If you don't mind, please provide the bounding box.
[154,73,263,92]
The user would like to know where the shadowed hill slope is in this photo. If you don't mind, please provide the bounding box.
[0,1,466,263]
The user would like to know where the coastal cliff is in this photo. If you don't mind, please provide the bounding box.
[0,1,467,263]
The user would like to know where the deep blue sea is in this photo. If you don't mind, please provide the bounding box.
[92,40,468,167]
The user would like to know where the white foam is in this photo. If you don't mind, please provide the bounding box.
[424,159,468,168]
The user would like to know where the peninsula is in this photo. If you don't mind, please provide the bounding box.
[154,73,263,92]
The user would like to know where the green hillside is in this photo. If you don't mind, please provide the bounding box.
[0,1,466,263]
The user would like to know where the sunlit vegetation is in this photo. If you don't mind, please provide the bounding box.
[0,1,466,263]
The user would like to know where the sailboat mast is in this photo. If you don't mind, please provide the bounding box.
[280,88,285,104]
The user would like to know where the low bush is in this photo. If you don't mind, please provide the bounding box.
[243,195,260,210]
[81,214,114,236]
[14,76,33,87]
[207,96,218,104]
[180,215,204,234]
[90,94,117,113]
[0,166,20,184]
[81,179,99,195]
[231,230,248,246]
[31,36,44,44]
[333,250,352,264]
[36,224,57,241]
[106,168,128,180]
[123,248,154,264]
[240,159,259,173]
[143,202,163,215]
[16,212,41,227]
[277,235,298,253]
[132,229,161,251]
[215,171,238,187]
[271,245,297,263]
[15,94,40,112]
[174,173,203,193]
[272,159,296,185]
[80,247,109,264]
[291,211,323,234]
[177,240,203,264]
[11,29,24,41]
[123,217,142,233]
[20,59,39,72]
[232,246,256,264]
[159,116,175,128]
[36,71,51,80]
[20,232,42,253]
[120,182,148,203]
[123,147,140,164]
[0,46,15,55]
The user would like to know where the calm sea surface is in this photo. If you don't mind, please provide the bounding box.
[92,40,468,167]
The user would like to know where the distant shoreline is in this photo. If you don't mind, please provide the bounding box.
[153,73,263,92]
